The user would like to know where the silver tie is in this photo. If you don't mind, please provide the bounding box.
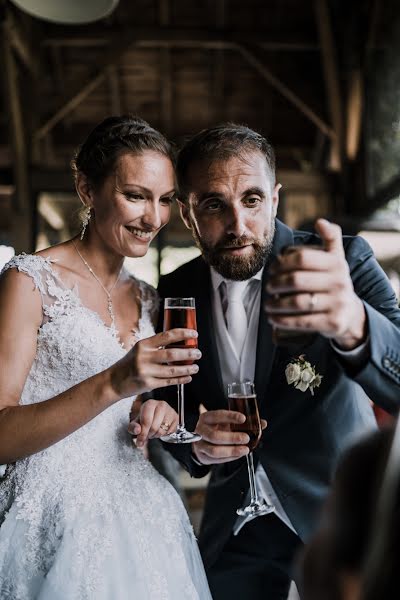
[224,280,248,360]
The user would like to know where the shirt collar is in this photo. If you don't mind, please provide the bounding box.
[210,265,264,293]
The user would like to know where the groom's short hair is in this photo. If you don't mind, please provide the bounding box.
[176,123,276,202]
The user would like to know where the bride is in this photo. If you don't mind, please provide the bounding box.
[0,116,212,599]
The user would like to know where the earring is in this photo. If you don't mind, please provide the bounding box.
[80,206,91,240]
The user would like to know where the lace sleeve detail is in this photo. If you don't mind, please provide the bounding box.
[138,280,160,328]
[0,254,56,298]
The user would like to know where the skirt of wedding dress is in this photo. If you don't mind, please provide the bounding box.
[0,502,212,600]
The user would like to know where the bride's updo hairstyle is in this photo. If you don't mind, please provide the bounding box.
[71,115,174,190]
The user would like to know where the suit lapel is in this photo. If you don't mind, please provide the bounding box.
[194,260,226,405]
[254,220,294,403]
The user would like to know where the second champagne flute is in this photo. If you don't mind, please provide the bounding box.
[228,381,275,518]
[162,297,202,444]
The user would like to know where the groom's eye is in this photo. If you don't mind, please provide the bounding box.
[203,199,224,212]
[244,196,261,206]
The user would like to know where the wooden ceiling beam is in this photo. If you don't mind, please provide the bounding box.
[346,69,363,160]
[366,0,381,58]
[2,26,35,252]
[34,31,327,142]
[41,29,319,50]
[50,45,65,97]
[107,65,122,114]
[34,74,107,142]
[159,0,173,135]
[235,43,335,140]
[314,0,344,170]
[33,27,146,142]
[5,13,37,75]
[213,0,226,123]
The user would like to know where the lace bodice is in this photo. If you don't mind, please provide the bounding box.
[0,254,201,600]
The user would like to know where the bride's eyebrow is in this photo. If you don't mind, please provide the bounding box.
[116,184,177,197]
[118,184,151,193]
[160,189,177,197]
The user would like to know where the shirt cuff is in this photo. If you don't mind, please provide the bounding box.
[191,450,205,467]
[330,335,370,366]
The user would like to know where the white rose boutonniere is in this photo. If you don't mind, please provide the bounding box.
[285,355,322,395]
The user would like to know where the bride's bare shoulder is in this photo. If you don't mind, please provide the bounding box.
[35,240,73,263]
[36,241,80,282]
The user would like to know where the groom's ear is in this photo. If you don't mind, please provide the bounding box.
[178,199,193,231]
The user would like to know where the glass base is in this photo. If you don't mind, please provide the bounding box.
[237,499,275,519]
[161,427,202,444]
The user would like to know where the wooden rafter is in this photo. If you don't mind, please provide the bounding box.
[34,73,107,141]
[159,0,173,134]
[2,23,34,251]
[236,43,335,140]
[41,28,320,50]
[6,13,37,75]
[34,33,331,142]
[213,0,226,122]
[33,27,151,142]
[346,69,363,160]
[314,0,344,170]
[107,65,122,114]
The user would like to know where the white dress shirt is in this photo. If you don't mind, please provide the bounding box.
[210,267,297,535]
[209,265,370,536]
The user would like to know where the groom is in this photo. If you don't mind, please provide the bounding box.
[154,124,400,599]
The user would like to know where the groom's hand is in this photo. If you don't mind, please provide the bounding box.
[192,410,267,465]
[265,218,367,350]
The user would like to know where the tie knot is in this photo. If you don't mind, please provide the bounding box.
[224,280,248,303]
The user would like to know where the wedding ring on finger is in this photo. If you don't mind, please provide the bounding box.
[308,293,318,311]
[159,421,171,432]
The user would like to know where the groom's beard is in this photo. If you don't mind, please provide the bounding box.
[192,220,275,281]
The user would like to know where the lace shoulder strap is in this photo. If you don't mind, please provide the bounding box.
[0,254,57,298]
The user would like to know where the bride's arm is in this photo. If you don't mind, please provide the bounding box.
[0,269,200,464]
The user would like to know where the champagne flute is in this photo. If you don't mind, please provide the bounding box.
[228,381,275,518]
[161,297,202,444]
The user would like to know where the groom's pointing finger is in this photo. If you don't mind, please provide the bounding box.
[315,218,344,256]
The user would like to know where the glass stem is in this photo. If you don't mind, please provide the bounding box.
[177,384,185,430]
[246,452,258,504]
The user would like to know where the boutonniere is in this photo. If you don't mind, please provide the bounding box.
[285,354,322,395]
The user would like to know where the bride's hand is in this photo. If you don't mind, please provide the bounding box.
[128,400,178,448]
[109,328,201,399]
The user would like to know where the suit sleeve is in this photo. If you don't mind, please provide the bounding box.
[338,236,400,413]
[154,274,209,477]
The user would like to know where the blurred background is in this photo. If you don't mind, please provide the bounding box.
[1,0,400,293]
[0,0,399,529]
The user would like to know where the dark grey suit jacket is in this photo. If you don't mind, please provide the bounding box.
[157,219,400,569]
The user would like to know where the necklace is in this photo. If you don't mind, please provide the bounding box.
[72,240,122,330]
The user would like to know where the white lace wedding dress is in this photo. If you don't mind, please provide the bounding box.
[0,255,212,600]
